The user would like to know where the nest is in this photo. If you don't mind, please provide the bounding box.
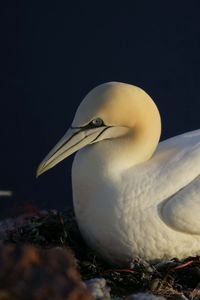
[4,209,200,299]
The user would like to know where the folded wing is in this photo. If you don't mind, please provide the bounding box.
[124,129,200,235]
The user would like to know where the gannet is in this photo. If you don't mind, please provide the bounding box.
[37,82,200,266]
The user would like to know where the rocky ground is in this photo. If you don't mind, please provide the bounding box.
[0,209,200,299]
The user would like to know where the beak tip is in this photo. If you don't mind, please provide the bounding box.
[36,169,41,178]
[36,163,45,178]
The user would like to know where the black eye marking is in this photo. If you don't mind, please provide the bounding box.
[71,118,105,130]
[90,118,104,128]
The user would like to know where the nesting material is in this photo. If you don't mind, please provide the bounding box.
[4,209,200,299]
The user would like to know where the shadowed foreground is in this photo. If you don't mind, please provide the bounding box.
[0,210,200,299]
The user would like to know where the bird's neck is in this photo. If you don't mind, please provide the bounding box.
[90,124,161,174]
[99,98,162,173]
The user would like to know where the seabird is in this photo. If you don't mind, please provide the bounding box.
[37,82,200,266]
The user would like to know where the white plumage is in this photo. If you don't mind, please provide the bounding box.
[37,82,200,266]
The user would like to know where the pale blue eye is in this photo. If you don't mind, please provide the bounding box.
[91,118,104,127]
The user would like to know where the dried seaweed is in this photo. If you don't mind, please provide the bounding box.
[4,210,200,299]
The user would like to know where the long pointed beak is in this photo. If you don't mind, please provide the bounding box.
[36,126,107,177]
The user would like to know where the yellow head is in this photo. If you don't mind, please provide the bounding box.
[37,82,161,176]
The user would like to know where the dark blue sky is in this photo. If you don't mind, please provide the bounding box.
[3,1,200,215]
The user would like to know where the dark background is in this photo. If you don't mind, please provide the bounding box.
[2,1,200,216]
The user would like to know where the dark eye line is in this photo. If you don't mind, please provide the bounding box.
[71,118,105,130]
[90,118,104,127]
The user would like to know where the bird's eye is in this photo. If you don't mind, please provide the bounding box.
[91,118,104,127]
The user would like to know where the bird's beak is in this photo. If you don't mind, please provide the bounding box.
[36,126,107,177]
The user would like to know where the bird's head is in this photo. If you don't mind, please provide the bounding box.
[37,82,161,177]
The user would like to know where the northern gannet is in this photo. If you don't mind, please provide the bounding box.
[37,82,200,266]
